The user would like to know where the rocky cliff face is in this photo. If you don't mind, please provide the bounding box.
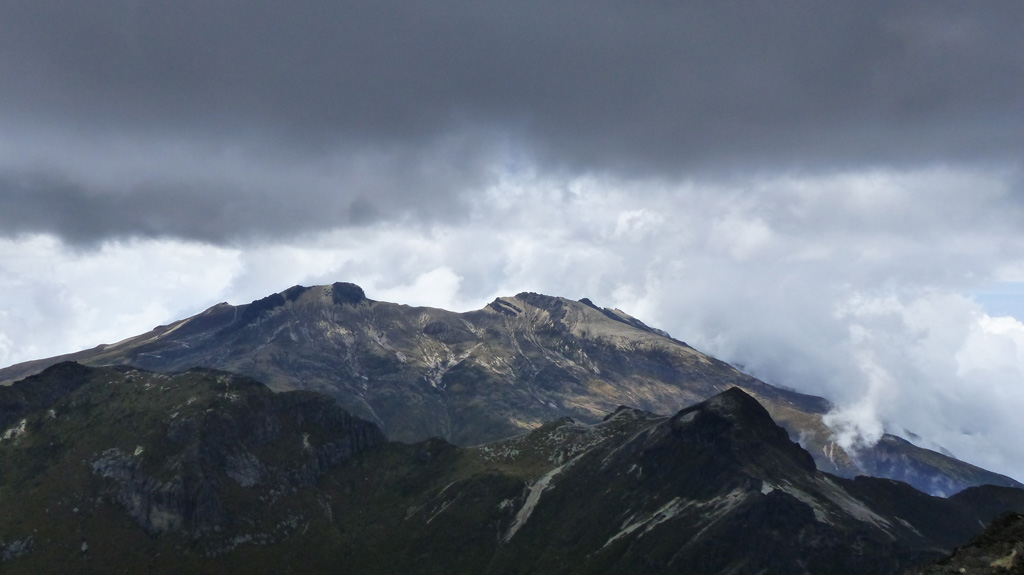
[0,283,1018,496]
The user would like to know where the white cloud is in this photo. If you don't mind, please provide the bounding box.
[957,314,1024,377]
[370,267,465,311]
[825,291,1024,479]
[0,235,240,365]
[613,209,665,241]
[708,213,774,261]
[823,351,890,451]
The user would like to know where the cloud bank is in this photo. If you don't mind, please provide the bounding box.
[2,1,1023,243]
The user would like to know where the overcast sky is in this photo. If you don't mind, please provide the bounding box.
[2,1,1024,481]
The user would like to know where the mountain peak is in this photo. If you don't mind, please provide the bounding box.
[330,282,367,306]
[670,387,818,474]
[671,386,773,428]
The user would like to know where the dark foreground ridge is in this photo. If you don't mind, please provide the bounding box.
[911,512,1024,574]
[2,364,1024,574]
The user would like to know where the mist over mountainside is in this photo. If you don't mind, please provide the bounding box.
[0,283,1019,496]
[3,364,1024,574]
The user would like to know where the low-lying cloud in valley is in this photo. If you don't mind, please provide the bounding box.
[2,1,1023,481]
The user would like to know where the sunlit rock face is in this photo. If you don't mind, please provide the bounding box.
[0,284,1019,495]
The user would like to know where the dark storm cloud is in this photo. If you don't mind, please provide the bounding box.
[0,134,490,243]
[1,0,1022,242]
[0,172,304,244]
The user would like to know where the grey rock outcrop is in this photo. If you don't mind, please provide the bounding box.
[73,368,385,537]
[1,537,33,562]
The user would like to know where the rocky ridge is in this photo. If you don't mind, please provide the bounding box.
[0,282,1018,496]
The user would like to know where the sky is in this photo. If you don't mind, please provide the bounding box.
[2,1,1024,481]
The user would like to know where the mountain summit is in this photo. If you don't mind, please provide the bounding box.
[0,282,1018,495]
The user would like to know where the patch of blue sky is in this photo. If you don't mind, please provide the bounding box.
[968,282,1024,321]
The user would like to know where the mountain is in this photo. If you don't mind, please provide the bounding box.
[0,282,1018,496]
[3,363,1023,574]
